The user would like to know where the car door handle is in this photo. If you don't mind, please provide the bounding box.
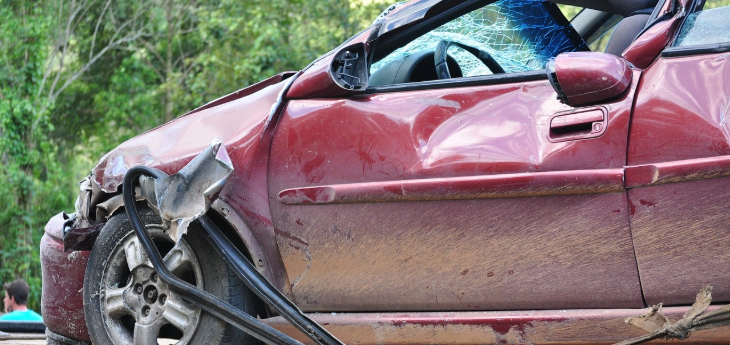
[549,108,606,142]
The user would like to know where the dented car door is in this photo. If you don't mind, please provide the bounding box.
[268,0,644,312]
[626,1,730,307]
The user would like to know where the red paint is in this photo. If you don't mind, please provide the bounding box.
[269,70,643,311]
[627,43,730,306]
[41,215,91,342]
[93,79,285,189]
[278,186,336,204]
[44,212,65,241]
[286,56,343,99]
[638,199,656,207]
[274,228,309,246]
[275,73,639,184]
[629,54,730,165]
[554,52,633,106]
[629,178,730,305]
[278,169,624,205]
[622,12,683,69]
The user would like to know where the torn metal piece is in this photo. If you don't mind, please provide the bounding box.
[615,285,724,345]
[625,303,669,334]
[140,139,234,242]
[64,186,149,252]
[73,177,95,229]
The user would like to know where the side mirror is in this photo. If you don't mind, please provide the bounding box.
[546,52,632,107]
[330,43,368,91]
[286,43,368,99]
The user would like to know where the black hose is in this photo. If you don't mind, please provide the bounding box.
[198,215,344,345]
[122,165,302,345]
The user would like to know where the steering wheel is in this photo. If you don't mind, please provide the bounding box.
[434,40,505,79]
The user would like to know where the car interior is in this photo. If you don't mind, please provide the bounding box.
[368,0,661,87]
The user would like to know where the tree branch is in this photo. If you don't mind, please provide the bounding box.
[33,0,153,133]
[90,0,112,62]
[137,37,166,69]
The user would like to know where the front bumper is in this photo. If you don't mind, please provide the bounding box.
[40,213,91,343]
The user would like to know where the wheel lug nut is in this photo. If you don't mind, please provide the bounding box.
[142,306,150,317]
[143,285,159,303]
[151,272,157,282]
[159,295,167,305]
[135,284,143,294]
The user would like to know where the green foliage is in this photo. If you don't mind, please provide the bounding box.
[704,0,730,9]
[193,0,385,100]
[0,0,65,313]
[557,4,582,20]
[0,0,390,314]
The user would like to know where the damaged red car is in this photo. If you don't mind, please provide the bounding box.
[41,0,730,344]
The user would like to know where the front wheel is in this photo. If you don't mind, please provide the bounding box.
[83,208,262,345]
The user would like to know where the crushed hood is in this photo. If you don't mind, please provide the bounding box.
[92,74,290,193]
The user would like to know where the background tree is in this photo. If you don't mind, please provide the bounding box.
[0,0,52,309]
[0,0,387,312]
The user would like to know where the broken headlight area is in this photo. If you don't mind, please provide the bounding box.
[63,140,233,251]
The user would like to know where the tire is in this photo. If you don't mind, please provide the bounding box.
[83,207,263,345]
[46,329,91,345]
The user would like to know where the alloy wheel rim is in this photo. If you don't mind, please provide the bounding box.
[100,225,203,345]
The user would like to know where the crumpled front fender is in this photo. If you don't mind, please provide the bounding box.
[41,213,91,343]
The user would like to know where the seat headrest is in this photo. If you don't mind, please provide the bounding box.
[607,0,660,17]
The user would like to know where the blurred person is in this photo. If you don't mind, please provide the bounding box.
[1,279,42,321]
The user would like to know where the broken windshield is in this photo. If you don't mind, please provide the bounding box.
[371,0,586,77]
[674,5,730,47]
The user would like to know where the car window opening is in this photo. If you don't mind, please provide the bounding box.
[369,0,586,87]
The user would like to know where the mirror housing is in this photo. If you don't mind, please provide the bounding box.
[330,43,368,91]
[286,43,369,99]
[547,52,632,107]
